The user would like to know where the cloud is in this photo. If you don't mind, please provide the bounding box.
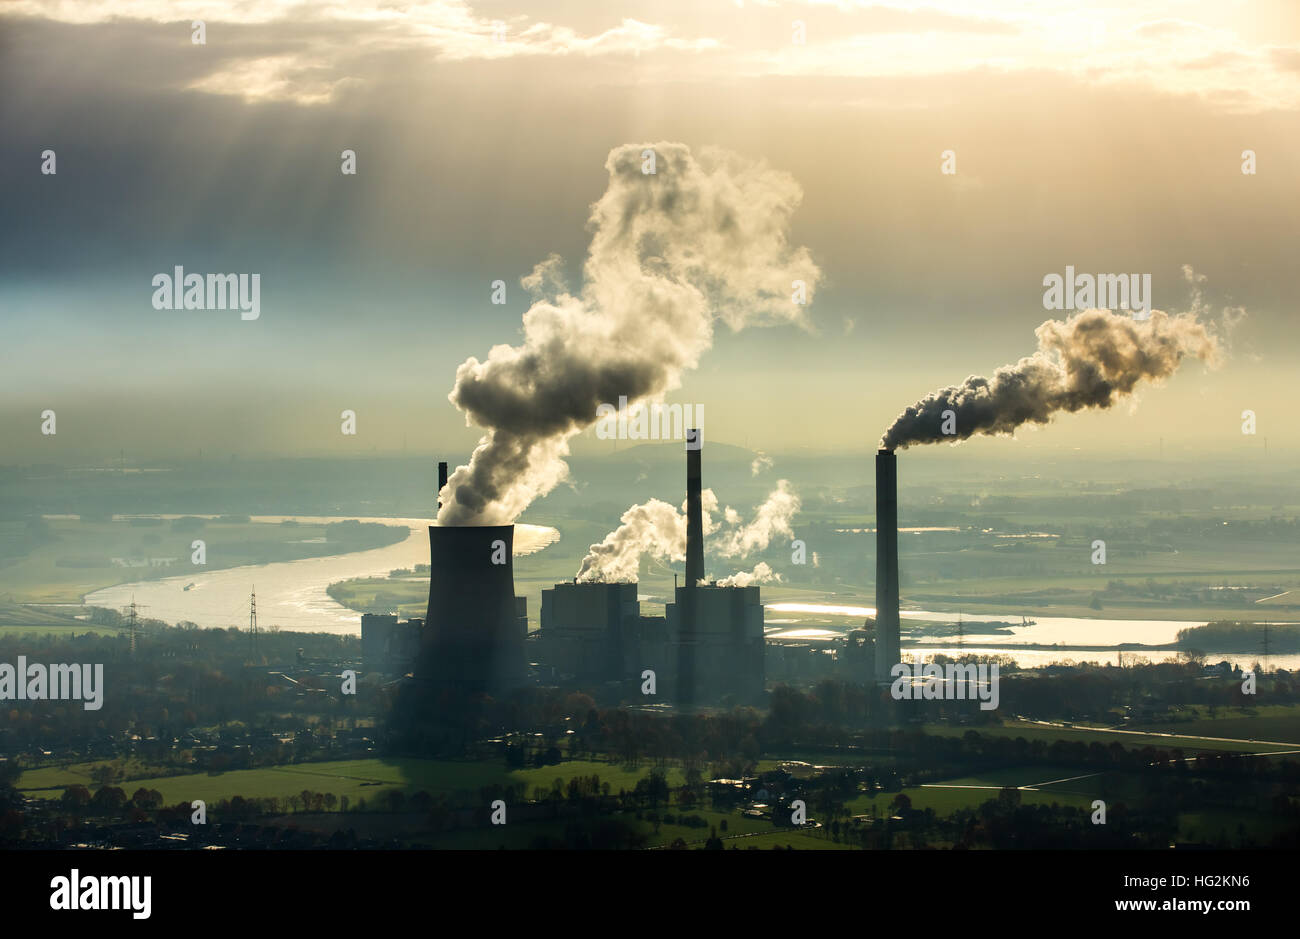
[3,2,720,103]
[1270,46,1300,72]
[1132,19,1211,40]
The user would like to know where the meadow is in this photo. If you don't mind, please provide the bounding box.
[19,757,686,806]
[922,716,1300,754]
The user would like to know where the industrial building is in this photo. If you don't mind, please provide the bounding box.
[665,582,765,702]
[389,443,888,698]
[537,430,766,705]
[538,582,643,681]
[360,613,421,675]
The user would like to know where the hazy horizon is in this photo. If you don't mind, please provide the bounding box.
[3,0,1297,466]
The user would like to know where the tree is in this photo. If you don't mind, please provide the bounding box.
[645,771,669,810]
[888,792,912,816]
[91,786,127,811]
[131,787,159,809]
[62,785,91,808]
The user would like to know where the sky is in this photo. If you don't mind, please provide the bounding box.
[2,0,1297,465]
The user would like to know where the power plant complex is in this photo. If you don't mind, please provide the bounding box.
[364,432,905,704]
[537,430,765,705]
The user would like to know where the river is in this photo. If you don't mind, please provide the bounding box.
[765,602,1300,669]
[82,524,1292,668]
[85,516,559,634]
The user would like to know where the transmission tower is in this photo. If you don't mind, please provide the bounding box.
[1260,622,1271,675]
[123,595,147,656]
[248,585,259,664]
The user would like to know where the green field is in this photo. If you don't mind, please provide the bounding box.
[846,780,1097,819]
[21,752,1289,848]
[0,599,119,636]
[923,719,1300,754]
[18,759,180,791]
[20,757,686,806]
[1128,704,1300,743]
[1178,810,1281,845]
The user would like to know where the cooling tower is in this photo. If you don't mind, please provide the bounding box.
[437,461,448,511]
[874,448,901,682]
[422,524,525,692]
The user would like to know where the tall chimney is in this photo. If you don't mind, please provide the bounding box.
[685,428,704,588]
[874,448,901,682]
[437,461,448,512]
[678,428,704,707]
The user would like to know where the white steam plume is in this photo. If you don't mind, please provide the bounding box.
[716,562,782,587]
[438,143,820,525]
[574,498,686,583]
[711,479,799,558]
[577,482,798,582]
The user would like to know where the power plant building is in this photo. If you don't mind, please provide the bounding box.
[361,613,421,675]
[537,430,766,705]
[664,582,764,702]
[538,582,642,680]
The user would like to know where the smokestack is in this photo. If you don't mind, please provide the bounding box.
[874,449,900,682]
[437,461,448,512]
[421,524,524,692]
[678,428,704,708]
[686,428,704,588]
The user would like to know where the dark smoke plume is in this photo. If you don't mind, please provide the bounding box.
[881,309,1218,449]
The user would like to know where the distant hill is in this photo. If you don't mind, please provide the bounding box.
[0,598,86,628]
[598,439,757,466]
